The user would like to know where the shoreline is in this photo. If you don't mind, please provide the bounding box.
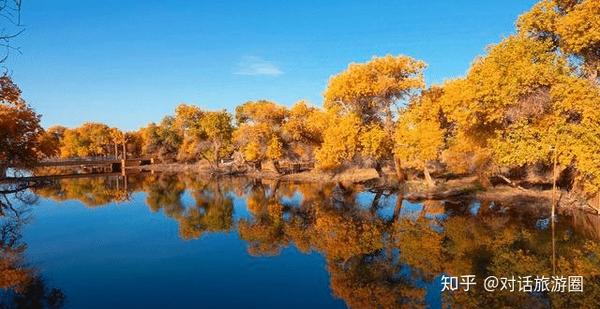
[131,162,598,214]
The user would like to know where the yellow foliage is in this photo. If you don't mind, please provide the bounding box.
[174,107,233,164]
[359,124,392,163]
[235,100,287,125]
[174,103,203,134]
[434,32,600,194]
[324,54,426,127]
[266,136,283,160]
[243,141,261,162]
[321,55,427,171]
[555,0,600,55]
[395,88,445,170]
[315,113,361,170]
[518,0,600,80]
[281,100,328,161]
[60,122,114,158]
[283,100,327,144]
[438,35,567,175]
[233,100,289,165]
[442,131,493,175]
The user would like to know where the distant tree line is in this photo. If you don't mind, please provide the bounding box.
[1,0,599,200]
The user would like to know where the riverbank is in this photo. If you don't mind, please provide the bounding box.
[131,162,599,214]
[134,162,386,183]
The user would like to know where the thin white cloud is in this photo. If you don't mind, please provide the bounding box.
[234,56,283,76]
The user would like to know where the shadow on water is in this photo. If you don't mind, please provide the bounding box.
[2,173,600,308]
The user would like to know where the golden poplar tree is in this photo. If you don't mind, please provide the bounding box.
[320,55,426,175]
[395,87,446,186]
[518,0,600,82]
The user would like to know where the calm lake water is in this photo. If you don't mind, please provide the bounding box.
[1,173,599,308]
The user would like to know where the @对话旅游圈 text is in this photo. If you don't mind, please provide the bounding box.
[440,275,583,293]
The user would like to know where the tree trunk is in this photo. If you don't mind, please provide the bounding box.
[394,155,406,183]
[392,193,403,222]
[552,146,558,219]
[374,161,383,178]
[370,191,382,215]
[384,105,394,134]
[423,166,434,187]
[0,165,6,179]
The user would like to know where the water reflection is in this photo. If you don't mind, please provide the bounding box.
[0,185,65,308]
[5,173,600,307]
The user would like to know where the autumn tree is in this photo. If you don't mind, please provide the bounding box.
[395,87,446,186]
[109,127,124,159]
[124,130,144,158]
[37,125,66,159]
[233,100,288,168]
[439,36,564,177]
[281,100,327,162]
[320,55,426,175]
[439,34,600,197]
[314,111,361,171]
[178,109,234,166]
[324,55,426,130]
[0,75,45,177]
[491,75,600,196]
[59,122,114,158]
[174,104,203,135]
[139,116,182,162]
[517,0,600,82]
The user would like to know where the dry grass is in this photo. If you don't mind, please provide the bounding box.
[276,167,380,184]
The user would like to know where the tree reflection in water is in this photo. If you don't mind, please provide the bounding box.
[1,184,65,308]
[28,173,600,307]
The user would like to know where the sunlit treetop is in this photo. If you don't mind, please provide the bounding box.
[439,35,574,139]
[517,0,600,80]
[235,100,288,126]
[282,100,327,145]
[174,103,203,134]
[324,55,426,125]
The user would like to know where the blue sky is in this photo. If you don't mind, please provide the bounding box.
[7,0,537,131]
